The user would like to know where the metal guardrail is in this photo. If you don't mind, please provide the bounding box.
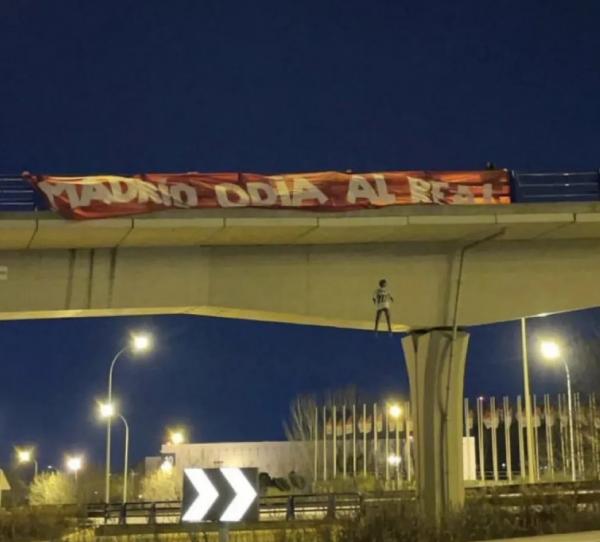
[87,493,364,525]
[0,176,47,211]
[86,483,600,525]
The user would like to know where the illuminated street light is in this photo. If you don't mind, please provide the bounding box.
[104,332,154,503]
[66,455,83,481]
[169,429,186,445]
[132,333,151,353]
[540,340,560,361]
[388,404,402,419]
[99,402,115,419]
[540,339,575,482]
[388,454,402,466]
[17,448,38,478]
[66,455,83,473]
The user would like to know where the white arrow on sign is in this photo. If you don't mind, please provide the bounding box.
[181,469,219,523]
[219,467,258,522]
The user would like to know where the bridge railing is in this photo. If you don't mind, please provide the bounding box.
[4,172,600,212]
[86,492,364,525]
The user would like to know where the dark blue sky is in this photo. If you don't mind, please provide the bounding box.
[1,1,600,469]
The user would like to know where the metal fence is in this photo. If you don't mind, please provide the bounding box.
[313,392,600,486]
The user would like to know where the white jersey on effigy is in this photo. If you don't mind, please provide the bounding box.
[373,288,393,310]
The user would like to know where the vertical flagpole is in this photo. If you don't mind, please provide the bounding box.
[323,405,327,481]
[491,396,499,482]
[333,405,337,480]
[353,404,357,477]
[396,411,400,487]
[521,318,536,484]
[405,401,412,482]
[385,405,390,484]
[373,403,378,479]
[363,403,367,477]
[314,406,318,484]
[558,393,567,477]
[477,397,485,482]
[575,393,584,477]
[503,396,512,482]
[342,404,347,479]
[533,394,540,481]
[544,394,554,479]
[517,395,526,479]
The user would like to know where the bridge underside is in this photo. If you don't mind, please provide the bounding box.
[3,204,600,521]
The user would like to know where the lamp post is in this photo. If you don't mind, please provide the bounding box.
[540,340,576,482]
[17,448,38,478]
[104,333,151,503]
[521,318,536,483]
[100,403,131,504]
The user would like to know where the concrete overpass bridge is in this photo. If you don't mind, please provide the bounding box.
[3,201,600,519]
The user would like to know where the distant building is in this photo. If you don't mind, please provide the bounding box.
[158,441,309,479]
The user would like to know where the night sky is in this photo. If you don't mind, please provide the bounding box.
[1,1,600,470]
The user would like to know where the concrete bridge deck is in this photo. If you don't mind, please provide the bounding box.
[3,201,600,250]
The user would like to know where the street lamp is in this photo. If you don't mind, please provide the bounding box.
[17,448,38,478]
[540,339,576,482]
[168,429,186,445]
[388,404,402,419]
[104,332,152,503]
[99,403,131,504]
[66,455,83,481]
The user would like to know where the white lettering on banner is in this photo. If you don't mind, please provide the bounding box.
[215,183,250,207]
[273,178,292,206]
[430,181,449,204]
[291,178,328,206]
[107,179,139,204]
[483,183,493,203]
[78,183,112,207]
[137,182,163,205]
[453,184,475,204]
[347,175,395,205]
[408,177,432,203]
[247,182,277,206]
[171,183,198,208]
[38,181,82,208]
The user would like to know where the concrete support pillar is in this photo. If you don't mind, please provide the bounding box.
[402,328,470,521]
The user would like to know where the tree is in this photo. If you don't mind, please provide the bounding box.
[29,472,76,505]
[140,469,181,502]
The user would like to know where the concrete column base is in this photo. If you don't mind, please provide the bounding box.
[402,328,470,521]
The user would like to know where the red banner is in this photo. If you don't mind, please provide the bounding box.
[25,170,510,220]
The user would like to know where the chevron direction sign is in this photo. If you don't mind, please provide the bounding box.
[181,468,259,523]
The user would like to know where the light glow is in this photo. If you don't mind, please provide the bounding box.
[131,333,151,353]
[388,404,402,419]
[66,455,83,473]
[388,454,402,466]
[540,340,561,361]
[99,402,115,419]
[17,449,33,464]
[169,430,186,445]
[160,458,174,473]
